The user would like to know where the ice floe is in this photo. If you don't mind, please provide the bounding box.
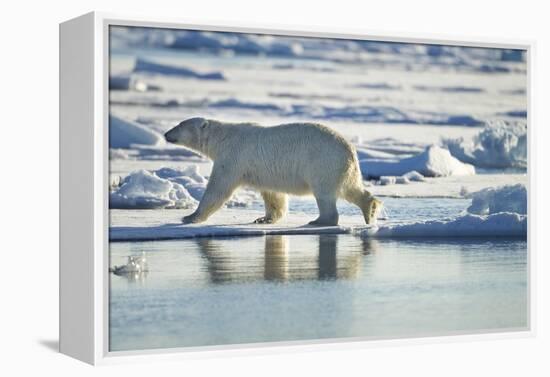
[360,183,528,237]
[444,121,527,169]
[360,212,526,238]
[360,145,475,178]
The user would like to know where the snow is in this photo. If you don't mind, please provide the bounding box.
[133,58,225,80]
[444,121,527,169]
[359,212,526,238]
[360,145,475,178]
[109,115,164,149]
[467,184,527,215]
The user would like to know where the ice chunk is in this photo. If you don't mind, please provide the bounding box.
[360,145,475,178]
[378,176,397,185]
[444,121,527,168]
[109,115,164,149]
[109,166,258,210]
[467,184,527,215]
[402,171,426,182]
[377,171,425,186]
[110,255,149,275]
[110,169,198,209]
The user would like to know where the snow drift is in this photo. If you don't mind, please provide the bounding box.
[359,145,475,179]
[444,121,527,169]
[109,115,164,149]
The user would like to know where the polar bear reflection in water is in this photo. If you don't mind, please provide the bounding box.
[111,235,377,284]
[195,235,377,284]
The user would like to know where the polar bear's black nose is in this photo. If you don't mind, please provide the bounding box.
[164,130,175,143]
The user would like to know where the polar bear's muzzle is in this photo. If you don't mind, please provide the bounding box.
[164,129,178,143]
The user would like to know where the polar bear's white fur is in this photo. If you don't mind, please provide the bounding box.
[164,117,382,225]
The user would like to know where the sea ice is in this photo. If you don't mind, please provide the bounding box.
[362,212,527,238]
[111,26,526,72]
[361,183,528,237]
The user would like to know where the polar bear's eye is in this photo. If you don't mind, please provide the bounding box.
[200,120,209,129]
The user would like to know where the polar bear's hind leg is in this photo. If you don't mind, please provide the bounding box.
[254,191,288,224]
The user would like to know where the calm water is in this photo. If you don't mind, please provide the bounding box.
[109,235,527,352]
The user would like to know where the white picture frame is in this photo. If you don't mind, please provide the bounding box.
[59,11,535,365]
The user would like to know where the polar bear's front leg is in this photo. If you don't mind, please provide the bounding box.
[309,194,339,226]
[183,165,239,224]
[254,191,288,224]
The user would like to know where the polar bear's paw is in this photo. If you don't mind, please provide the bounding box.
[182,214,201,224]
[253,216,274,224]
[308,218,339,226]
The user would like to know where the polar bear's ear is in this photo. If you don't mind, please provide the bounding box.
[200,119,209,129]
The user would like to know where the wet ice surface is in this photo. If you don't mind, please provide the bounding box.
[109,235,527,351]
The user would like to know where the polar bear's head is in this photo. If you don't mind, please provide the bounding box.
[164,117,210,149]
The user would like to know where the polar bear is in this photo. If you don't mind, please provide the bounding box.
[164,117,382,226]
